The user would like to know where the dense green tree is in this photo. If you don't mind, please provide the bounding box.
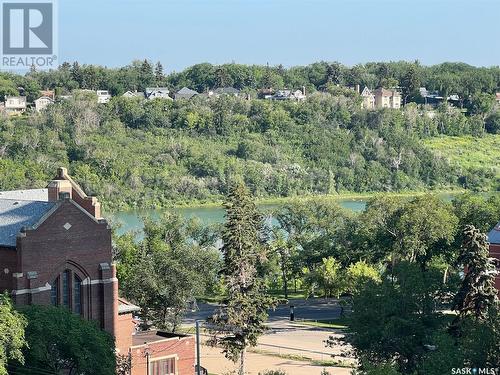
[214,66,231,88]
[208,182,275,375]
[0,293,27,375]
[485,111,500,134]
[269,230,295,299]
[345,261,381,295]
[15,305,115,375]
[303,257,344,298]
[341,262,447,373]
[452,225,498,322]
[400,62,421,104]
[139,59,155,90]
[115,213,221,332]
[452,193,500,233]
[154,61,164,84]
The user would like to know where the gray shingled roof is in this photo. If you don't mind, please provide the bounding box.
[0,189,48,201]
[488,222,500,245]
[175,87,199,99]
[213,87,240,94]
[0,199,56,247]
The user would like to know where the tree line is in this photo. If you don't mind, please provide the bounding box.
[12,60,499,99]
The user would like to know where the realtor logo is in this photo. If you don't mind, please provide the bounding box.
[1,0,57,69]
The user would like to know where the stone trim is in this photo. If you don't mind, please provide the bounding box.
[12,282,51,295]
[81,277,118,286]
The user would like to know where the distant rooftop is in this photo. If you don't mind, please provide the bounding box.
[146,87,169,92]
[176,87,198,95]
[0,199,56,247]
[213,87,240,94]
[488,222,500,245]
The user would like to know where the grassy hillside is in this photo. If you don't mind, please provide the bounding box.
[425,135,500,173]
[425,135,500,189]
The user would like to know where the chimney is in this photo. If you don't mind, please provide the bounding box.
[47,179,72,201]
[355,84,360,94]
[302,86,306,96]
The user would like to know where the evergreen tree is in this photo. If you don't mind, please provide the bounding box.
[452,225,498,322]
[325,62,342,85]
[400,62,421,105]
[154,61,164,85]
[71,61,82,87]
[209,182,275,375]
[214,66,229,88]
[139,59,155,89]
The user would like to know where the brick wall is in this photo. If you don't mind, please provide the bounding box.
[115,313,135,354]
[0,246,18,291]
[130,335,196,375]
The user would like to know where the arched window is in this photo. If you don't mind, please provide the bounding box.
[62,270,70,307]
[50,270,83,315]
[50,277,59,306]
[74,274,82,314]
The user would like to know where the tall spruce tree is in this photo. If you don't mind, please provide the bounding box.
[214,66,229,88]
[209,182,275,375]
[139,59,155,89]
[154,61,164,85]
[452,225,498,322]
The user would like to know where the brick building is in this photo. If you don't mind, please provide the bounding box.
[487,223,500,297]
[0,167,195,375]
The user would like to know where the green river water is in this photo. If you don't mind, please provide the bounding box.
[110,194,460,236]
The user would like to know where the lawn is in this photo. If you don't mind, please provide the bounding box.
[295,318,350,330]
[425,134,500,176]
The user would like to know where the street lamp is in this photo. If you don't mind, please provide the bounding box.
[143,343,151,375]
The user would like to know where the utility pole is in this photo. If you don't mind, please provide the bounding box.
[196,320,201,375]
[144,344,151,375]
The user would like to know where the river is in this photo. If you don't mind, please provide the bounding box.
[109,198,368,236]
[110,191,497,237]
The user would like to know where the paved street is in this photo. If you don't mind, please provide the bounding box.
[184,298,344,325]
[184,298,354,374]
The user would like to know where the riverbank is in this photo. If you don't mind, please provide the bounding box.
[103,188,467,215]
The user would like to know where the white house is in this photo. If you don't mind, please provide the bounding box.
[266,87,306,101]
[3,96,27,115]
[291,88,306,101]
[34,96,54,112]
[145,87,171,100]
[96,90,111,104]
[360,87,375,109]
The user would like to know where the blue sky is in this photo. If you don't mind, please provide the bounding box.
[59,0,499,72]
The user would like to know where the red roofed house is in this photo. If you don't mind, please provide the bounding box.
[0,167,195,374]
[487,222,500,297]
